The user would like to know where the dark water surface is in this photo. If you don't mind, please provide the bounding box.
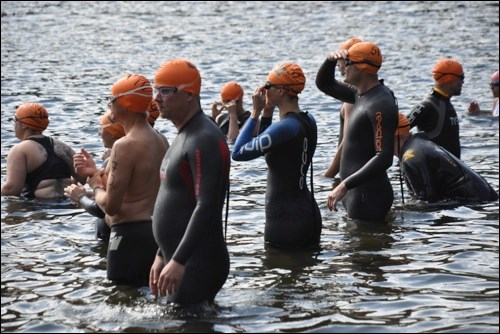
[1,1,499,332]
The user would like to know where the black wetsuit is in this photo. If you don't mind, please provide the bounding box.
[107,220,158,285]
[316,58,398,220]
[232,111,322,248]
[153,110,230,305]
[216,111,251,136]
[21,136,71,199]
[407,88,461,159]
[401,133,498,202]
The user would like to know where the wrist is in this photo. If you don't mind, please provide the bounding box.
[93,185,104,196]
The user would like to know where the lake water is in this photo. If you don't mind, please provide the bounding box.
[1,1,499,332]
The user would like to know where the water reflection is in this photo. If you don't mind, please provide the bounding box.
[1,0,499,333]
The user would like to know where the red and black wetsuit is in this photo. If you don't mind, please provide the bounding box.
[153,110,230,305]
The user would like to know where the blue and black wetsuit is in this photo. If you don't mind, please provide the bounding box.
[407,88,460,159]
[401,133,498,202]
[21,136,71,199]
[153,110,230,305]
[232,111,322,249]
[316,58,398,220]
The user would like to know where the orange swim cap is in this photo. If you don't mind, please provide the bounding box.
[100,110,125,138]
[154,59,201,96]
[266,63,306,96]
[220,82,244,102]
[347,42,382,75]
[395,112,410,136]
[339,37,362,51]
[15,103,49,131]
[111,74,152,113]
[432,58,464,84]
[147,100,160,125]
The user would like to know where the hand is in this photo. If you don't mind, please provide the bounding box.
[212,101,225,119]
[225,100,237,115]
[149,255,166,299]
[87,169,106,189]
[327,181,348,211]
[251,85,266,118]
[74,148,97,177]
[327,49,348,62]
[64,183,86,206]
[157,259,185,297]
[468,101,480,114]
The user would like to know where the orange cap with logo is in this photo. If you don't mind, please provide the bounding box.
[347,42,382,75]
[221,82,244,101]
[395,112,410,136]
[432,58,464,84]
[15,103,49,131]
[147,100,160,125]
[154,58,201,96]
[111,74,152,113]
[100,110,125,138]
[339,37,362,51]
[266,63,306,96]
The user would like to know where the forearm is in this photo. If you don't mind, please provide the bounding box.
[77,194,105,218]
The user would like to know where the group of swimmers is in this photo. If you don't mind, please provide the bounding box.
[1,39,498,307]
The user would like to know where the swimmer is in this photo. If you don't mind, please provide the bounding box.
[316,41,399,221]
[1,103,86,199]
[64,110,126,241]
[76,74,167,285]
[468,70,499,117]
[232,62,322,248]
[211,81,251,142]
[324,37,362,180]
[394,113,498,202]
[150,59,230,305]
[407,58,464,159]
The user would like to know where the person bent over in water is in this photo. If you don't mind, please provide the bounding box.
[150,59,230,306]
[2,103,86,199]
[75,75,167,285]
[232,62,322,249]
[394,113,498,203]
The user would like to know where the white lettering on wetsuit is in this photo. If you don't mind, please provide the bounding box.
[240,134,272,153]
[299,137,308,190]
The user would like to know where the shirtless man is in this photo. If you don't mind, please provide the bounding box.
[316,42,399,221]
[149,59,231,305]
[1,103,86,199]
[75,74,167,285]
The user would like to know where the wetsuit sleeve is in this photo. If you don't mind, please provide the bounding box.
[172,136,230,265]
[407,100,434,130]
[232,117,302,161]
[316,58,356,104]
[77,195,105,218]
